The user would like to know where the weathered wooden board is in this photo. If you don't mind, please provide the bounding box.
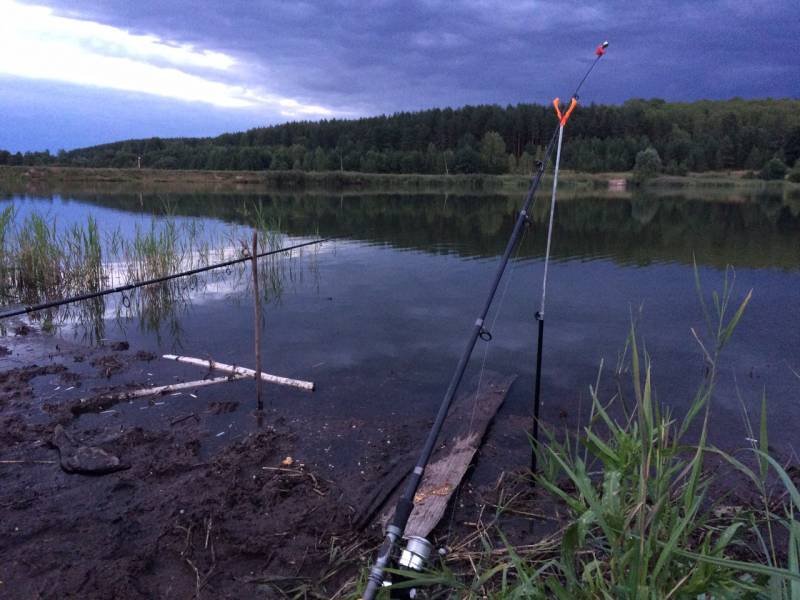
[382,371,517,538]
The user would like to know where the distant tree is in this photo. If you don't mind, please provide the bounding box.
[311,147,329,171]
[479,131,507,174]
[0,150,10,165]
[787,160,800,183]
[516,151,535,175]
[288,144,306,170]
[664,160,688,176]
[442,150,455,175]
[453,146,480,173]
[111,151,137,168]
[759,157,787,180]
[784,126,800,168]
[632,147,662,183]
[153,156,177,169]
[270,147,290,171]
[31,98,800,176]
[665,125,692,165]
[506,153,517,174]
[360,150,379,172]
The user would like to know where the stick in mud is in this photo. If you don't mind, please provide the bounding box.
[73,376,248,414]
[161,355,315,391]
[252,230,263,410]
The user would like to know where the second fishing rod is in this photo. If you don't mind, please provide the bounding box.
[363,41,609,599]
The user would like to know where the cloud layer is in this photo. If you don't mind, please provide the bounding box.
[2,0,797,151]
[0,0,335,113]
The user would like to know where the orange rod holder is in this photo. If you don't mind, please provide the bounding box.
[553,97,578,127]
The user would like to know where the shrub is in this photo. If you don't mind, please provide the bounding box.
[632,146,663,183]
[759,157,788,180]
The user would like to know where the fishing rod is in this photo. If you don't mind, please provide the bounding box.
[0,236,334,321]
[362,41,609,599]
[530,93,579,473]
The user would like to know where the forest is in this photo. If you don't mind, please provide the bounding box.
[2,98,799,177]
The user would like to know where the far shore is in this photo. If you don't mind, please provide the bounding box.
[0,165,793,196]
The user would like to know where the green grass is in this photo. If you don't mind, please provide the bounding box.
[362,269,800,599]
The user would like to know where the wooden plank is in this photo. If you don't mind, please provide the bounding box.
[383,371,516,538]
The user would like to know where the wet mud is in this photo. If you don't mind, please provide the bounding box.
[0,329,377,598]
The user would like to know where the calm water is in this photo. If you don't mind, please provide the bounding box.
[1,188,799,465]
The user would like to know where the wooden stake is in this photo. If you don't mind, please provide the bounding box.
[162,355,314,391]
[252,230,263,410]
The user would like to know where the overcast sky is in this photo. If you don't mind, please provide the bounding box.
[1,0,797,152]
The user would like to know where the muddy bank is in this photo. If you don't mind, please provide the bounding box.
[0,329,384,598]
[1,421,362,598]
[1,326,517,598]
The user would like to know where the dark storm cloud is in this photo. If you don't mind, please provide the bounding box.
[27,0,799,112]
[3,0,797,151]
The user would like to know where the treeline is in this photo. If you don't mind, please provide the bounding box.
[3,98,800,175]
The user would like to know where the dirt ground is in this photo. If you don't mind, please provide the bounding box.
[0,327,397,599]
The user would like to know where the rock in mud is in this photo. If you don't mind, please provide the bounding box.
[51,424,129,475]
[110,341,130,351]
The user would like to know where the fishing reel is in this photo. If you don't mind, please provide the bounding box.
[381,536,433,599]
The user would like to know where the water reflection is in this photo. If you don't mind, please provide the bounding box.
[60,188,800,270]
[0,186,797,349]
[0,196,323,344]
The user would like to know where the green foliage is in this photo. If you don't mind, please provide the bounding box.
[632,146,663,183]
[4,98,799,175]
[480,131,507,174]
[788,161,800,183]
[760,158,788,180]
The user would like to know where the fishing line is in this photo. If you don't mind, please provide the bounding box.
[445,223,531,544]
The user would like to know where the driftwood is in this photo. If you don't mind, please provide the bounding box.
[382,371,517,538]
[162,354,314,391]
[72,376,245,415]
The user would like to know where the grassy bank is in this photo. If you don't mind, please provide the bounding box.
[2,165,793,196]
[0,165,608,194]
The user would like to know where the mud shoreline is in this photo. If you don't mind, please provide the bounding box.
[0,327,384,598]
[1,325,529,598]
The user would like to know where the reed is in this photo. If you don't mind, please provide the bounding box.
[13,211,65,299]
[0,204,306,343]
[376,271,799,599]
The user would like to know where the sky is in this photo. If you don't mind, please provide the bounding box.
[1,0,797,152]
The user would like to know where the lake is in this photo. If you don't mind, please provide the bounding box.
[1,186,799,469]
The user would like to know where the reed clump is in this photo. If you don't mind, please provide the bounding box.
[0,203,304,342]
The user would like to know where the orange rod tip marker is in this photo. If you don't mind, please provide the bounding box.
[552,97,578,127]
[596,41,609,56]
